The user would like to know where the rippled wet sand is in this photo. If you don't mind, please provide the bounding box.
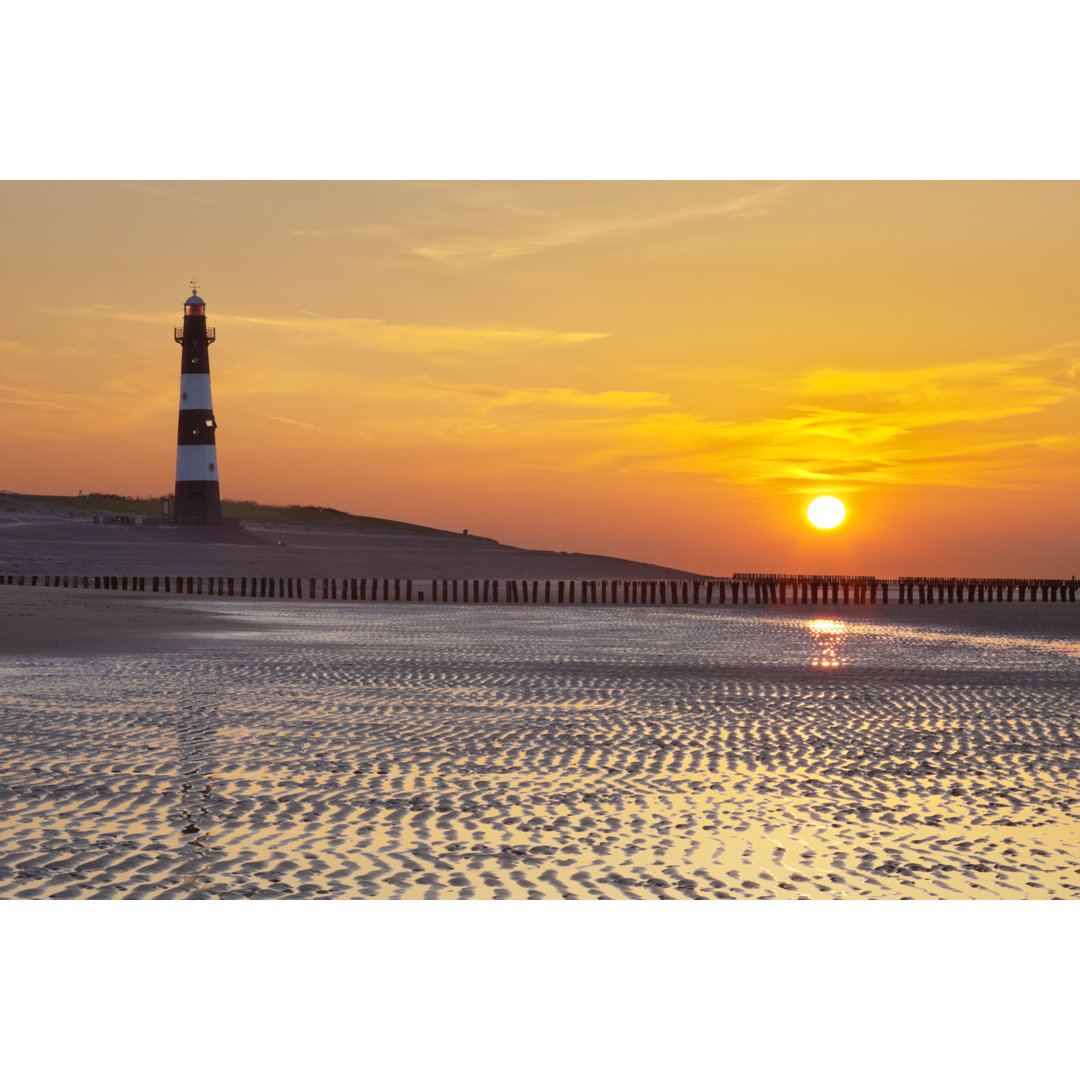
[2,600,1079,898]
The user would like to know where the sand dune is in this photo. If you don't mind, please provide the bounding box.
[0,517,708,584]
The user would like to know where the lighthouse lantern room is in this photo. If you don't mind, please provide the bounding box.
[173,282,222,523]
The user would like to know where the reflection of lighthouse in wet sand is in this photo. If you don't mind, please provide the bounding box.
[173,282,222,523]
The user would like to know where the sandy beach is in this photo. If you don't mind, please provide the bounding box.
[2,583,1078,900]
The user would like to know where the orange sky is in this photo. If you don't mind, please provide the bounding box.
[1,181,1078,576]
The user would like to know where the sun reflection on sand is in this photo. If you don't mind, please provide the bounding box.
[807,618,847,668]
[4,601,1080,899]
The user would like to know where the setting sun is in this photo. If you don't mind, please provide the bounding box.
[807,496,846,530]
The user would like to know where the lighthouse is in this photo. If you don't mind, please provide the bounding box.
[173,282,222,523]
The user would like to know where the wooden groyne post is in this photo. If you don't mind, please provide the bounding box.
[1,574,1075,605]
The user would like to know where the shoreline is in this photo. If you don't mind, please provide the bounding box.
[0,587,264,654]
[3,586,1077,658]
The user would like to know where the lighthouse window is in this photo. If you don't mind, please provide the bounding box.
[181,392,188,401]
[208,463,215,472]
[205,418,214,427]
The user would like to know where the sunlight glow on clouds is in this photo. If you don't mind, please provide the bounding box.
[588,347,1080,492]
[798,348,1078,425]
[227,344,1080,495]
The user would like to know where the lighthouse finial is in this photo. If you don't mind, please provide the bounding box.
[190,278,199,295]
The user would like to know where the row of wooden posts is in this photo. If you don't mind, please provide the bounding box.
[2,574,1077,604]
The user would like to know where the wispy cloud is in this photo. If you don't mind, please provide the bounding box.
[67,306,607,354]
[439,383,672,412]
[797,348,1078,426]
[288,182,798,268]
[262,413,329,431]
[0,386,80,412]
[66,306,173,325]
[227,313,607,353]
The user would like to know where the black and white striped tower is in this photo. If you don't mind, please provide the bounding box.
[173,282,222,523]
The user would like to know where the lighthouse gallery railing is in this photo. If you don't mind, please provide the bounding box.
[174,327,215,343]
